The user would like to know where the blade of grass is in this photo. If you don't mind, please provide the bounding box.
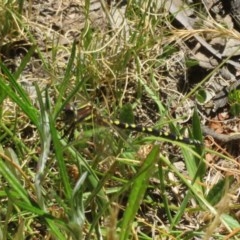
[0,64,39,126]
[0,157,30,204]
[49,113,72,200]
[158,158,173,224]
[34,85,51,209]
[68,172,87,239]
[0,62,32,105]
[119,145,159,240]
[13,44,36,80]
[53,41,77,119]
[192,108,206,180]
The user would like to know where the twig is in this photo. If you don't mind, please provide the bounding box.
[201,125,240,142]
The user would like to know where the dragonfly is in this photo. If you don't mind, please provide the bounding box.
[63,104,202,146]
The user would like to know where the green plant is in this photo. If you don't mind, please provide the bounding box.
[228,89,240,116]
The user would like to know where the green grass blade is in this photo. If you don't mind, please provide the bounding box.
[49,114,72,200]
[206,176,234,206]
[13,45,36,80]
[192,108,206,180]
[181,109,205,195]
[119,145,159,240]
[170,191,192,229]
[53,41,77,119]
[158,158,173,223]
[0,157,30,204]
[34,86,51,209]
[0,62,31,105]
[0,64,39,126]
